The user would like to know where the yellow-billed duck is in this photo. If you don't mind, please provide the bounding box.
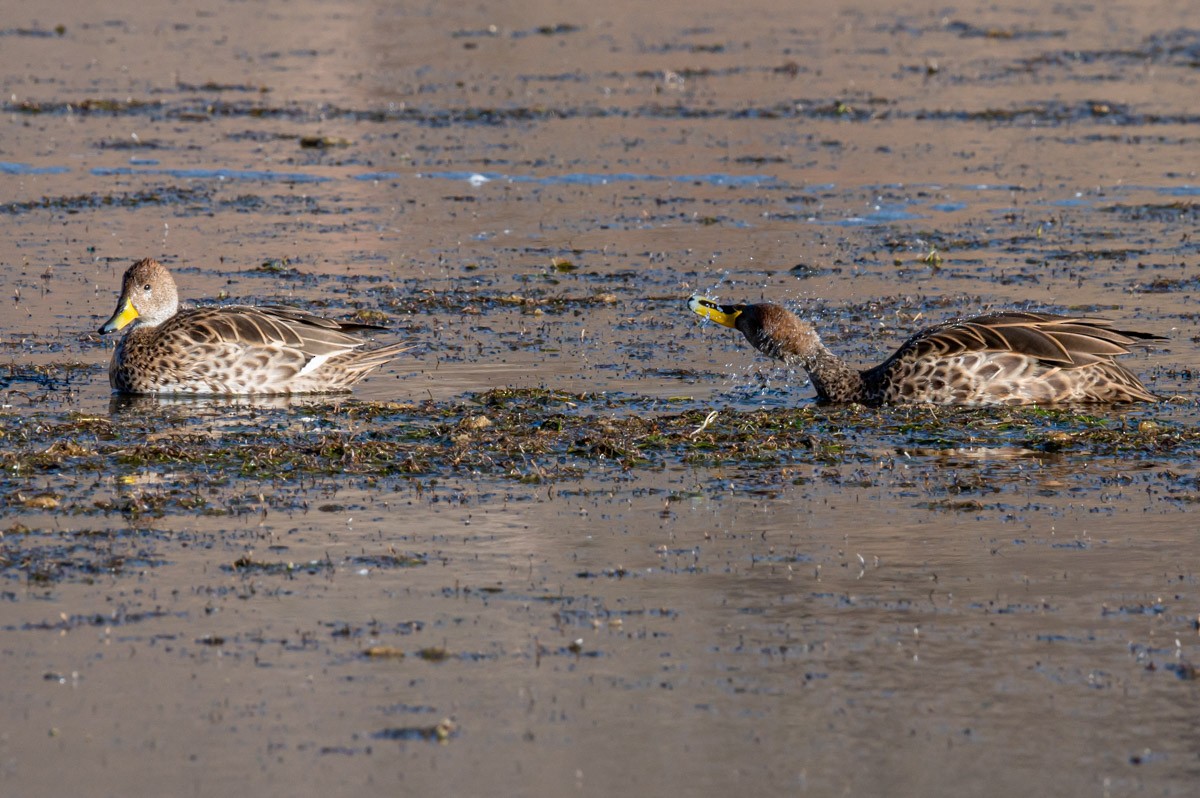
[98,258,411,395]
[688,296,1162,406]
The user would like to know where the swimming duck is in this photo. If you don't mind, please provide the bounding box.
[688,296,1162,405]
[99,258,411,394]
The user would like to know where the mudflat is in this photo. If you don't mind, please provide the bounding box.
[2,0,1198,795]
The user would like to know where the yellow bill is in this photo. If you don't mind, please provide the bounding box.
[688,295,742,328]
[100,297,139,334]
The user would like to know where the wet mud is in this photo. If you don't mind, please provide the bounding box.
[3,0,1200,795]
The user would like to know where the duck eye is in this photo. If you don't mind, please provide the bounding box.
[143,284,152,291]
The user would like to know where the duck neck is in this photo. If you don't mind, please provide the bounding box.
[799,348,864,403]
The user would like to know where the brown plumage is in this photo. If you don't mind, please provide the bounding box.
[98,258,412,395]
[688,296,1163,406]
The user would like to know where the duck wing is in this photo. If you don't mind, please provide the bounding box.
[158,305,379,357]
[888,312,1163,368]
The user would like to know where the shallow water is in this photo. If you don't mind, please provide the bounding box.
[3,0,1200,795]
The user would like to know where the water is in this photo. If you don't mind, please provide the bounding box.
[2,0,1199,795]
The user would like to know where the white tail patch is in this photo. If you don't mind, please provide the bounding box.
[297,352,337,378]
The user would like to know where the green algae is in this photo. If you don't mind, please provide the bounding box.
[0,387,1191,519]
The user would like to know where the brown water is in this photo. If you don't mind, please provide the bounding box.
[4,0,1200,795]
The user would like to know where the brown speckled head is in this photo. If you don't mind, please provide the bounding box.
[689,296,864,401]
[688,297,821,363]
[99,258,180,334]
[733,303,824,365]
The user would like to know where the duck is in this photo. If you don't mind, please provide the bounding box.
[688,296,1163,406]
[98,258,412,395]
